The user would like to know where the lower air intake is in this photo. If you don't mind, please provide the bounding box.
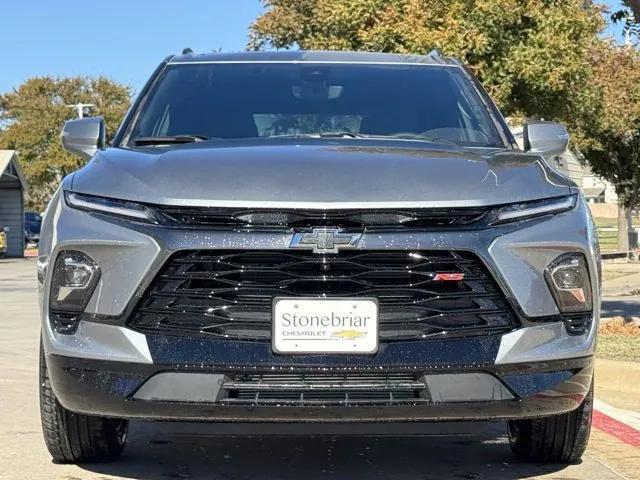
[221,372,428,405]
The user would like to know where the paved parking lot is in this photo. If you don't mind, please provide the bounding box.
[1,258,638,479]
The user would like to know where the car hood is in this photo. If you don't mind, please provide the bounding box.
[71,139,572,208]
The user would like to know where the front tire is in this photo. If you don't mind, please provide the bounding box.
[39,341,128,463]
[508,383,593,464]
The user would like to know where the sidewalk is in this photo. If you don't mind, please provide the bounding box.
[595,358,640,412]
[592,359,640,463]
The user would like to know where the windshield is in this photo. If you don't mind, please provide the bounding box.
[127,63,506,148]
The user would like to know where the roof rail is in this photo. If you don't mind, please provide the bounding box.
[427,48,462,66]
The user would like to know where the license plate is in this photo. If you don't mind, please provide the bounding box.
[272,298,378,354]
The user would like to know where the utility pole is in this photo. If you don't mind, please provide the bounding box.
[66,102,95,118]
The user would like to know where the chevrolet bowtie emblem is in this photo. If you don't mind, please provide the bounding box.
[331,329,367,340]
[290,228,362,254]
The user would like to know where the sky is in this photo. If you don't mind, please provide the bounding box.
[1,0,264,94]
[0,0,630,96]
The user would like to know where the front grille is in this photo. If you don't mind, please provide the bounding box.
[221,372,429,405]
[129,250,517,341]
[155,206,490,230]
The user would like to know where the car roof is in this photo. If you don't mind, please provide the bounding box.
[168,50,461,66]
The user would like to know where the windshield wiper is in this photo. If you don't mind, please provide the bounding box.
[269,132,363,139]
[317,131,361,138]
[265,132,462,146]
[390,134,460,146]
[321,132,460,145]
[133,135,209,146]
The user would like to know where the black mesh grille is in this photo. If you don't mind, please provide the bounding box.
[128,250,517,341]
[156,207,490,230]
[221,372,428,405]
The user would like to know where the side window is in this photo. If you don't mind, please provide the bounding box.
[450,71,500,145]
[152,105,171,137]
[131,71,178,138]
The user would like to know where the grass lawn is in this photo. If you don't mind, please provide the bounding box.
[595,217,618,229]
[597,318,640,362]
[594,216,640,229]
[595,217,619,250]
[594,216,640,251]
[602,270,635,282]
[597,335,640,362]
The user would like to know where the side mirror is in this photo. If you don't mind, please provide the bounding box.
[523,121,569,157]
[60,117,105,160]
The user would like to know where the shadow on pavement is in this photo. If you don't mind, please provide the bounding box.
[79,421,570,480]
[601,297,640,318]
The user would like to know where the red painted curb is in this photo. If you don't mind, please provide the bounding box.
[593,409,640,448]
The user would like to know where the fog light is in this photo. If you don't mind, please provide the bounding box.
[545,253,592,313]
[49,251,100,312]
[63,258,93,286]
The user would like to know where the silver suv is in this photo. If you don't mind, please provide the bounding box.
[39,50,599,464]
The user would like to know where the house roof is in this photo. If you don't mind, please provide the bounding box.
[0,150,27,190]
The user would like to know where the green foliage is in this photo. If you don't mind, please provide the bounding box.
[611,1,640,38]
[579,45,640,213]
[249,0,604,121]
[0,77,131,210]
[250,0,640,247]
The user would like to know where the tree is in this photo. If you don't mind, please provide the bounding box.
[0,77,131,211]
[610,1,640,38]
[626,0,640,20]
[249,0,603,122]
[250,1,640,251]
[579,44,640,252]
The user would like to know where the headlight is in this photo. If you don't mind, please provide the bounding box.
[49,250,100,312]
[37,255,48,285]
[545,253,593,313]
[490,195,576,225]
[64,191,156,223]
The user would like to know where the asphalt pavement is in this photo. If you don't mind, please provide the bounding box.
[0,258,636,480]
[601,296,640,318]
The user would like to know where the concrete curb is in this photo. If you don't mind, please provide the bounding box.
[594,398,640,432]
[593,398,640,448]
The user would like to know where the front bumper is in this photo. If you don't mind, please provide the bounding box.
[46,351,593,422]
[39,188,600,423]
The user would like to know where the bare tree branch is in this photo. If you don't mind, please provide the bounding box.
[624,0,640,23]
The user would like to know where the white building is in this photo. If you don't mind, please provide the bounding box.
[0,150,27,257]
[581,166,618,204]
